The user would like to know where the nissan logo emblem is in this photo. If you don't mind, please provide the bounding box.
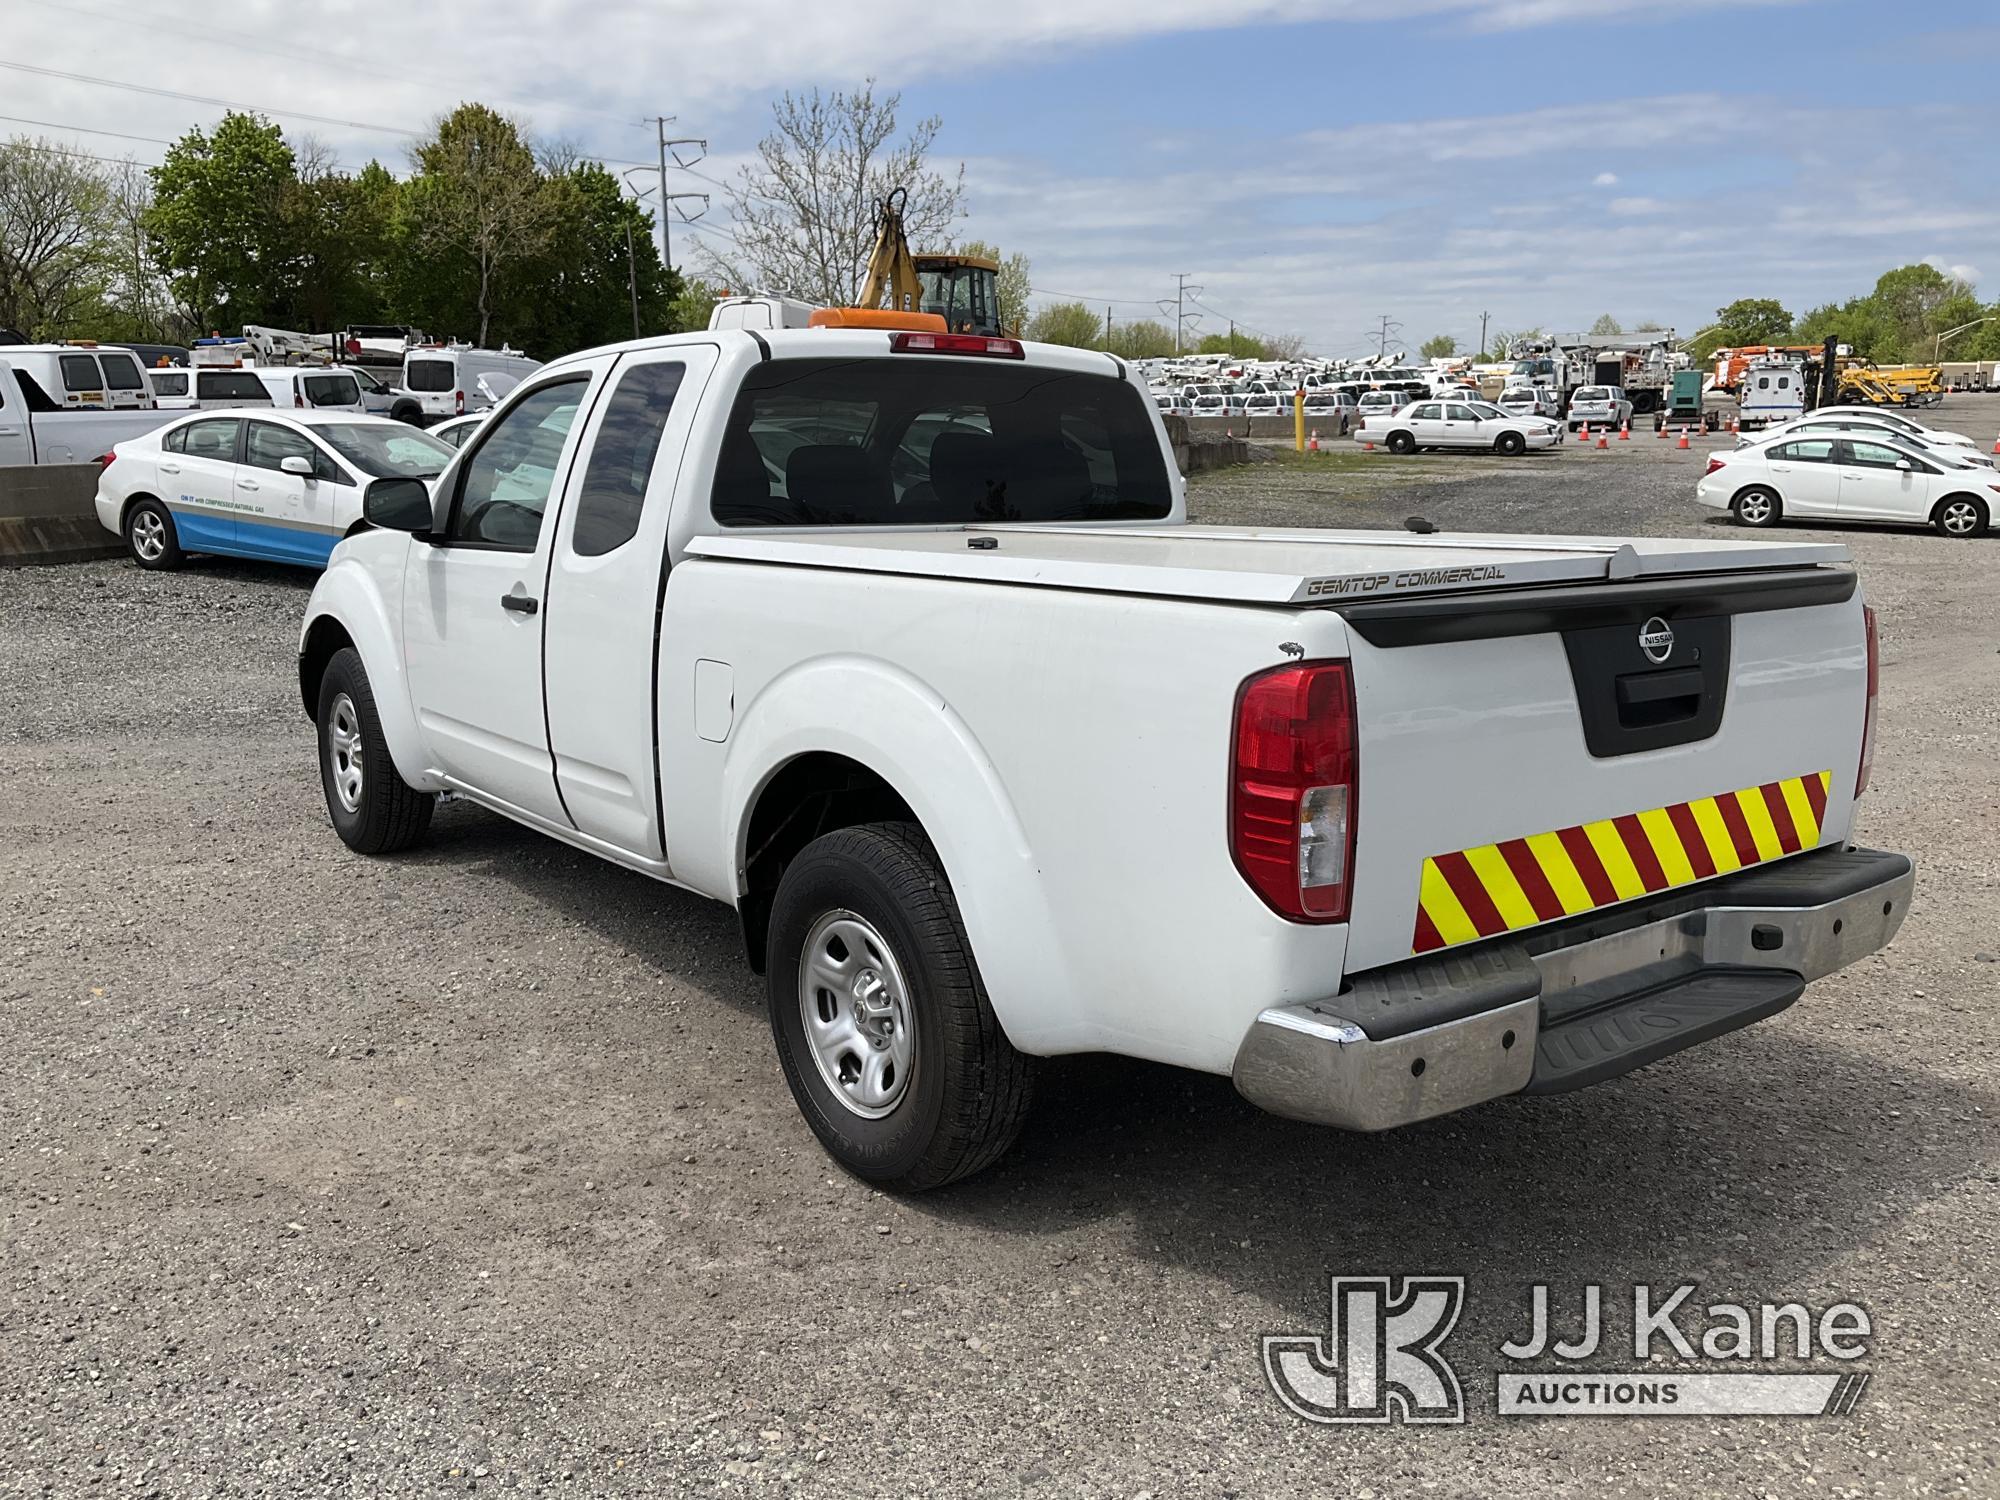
[1638,616,1675,664]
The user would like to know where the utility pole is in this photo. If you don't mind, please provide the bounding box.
[1479,310,1491,358]
[1105,306,1113,352]
[1373,314,1403,360]
[625,222,641,338]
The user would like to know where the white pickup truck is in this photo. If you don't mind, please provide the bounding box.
[0,353,176,465]
[298,325,1913,1189]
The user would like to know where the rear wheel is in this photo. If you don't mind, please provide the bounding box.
[1933,495,1988,538]
[1386,430,1416,455]
[123,498,182,570]
[767,822,1035,1191]
[316,647,434,854]
[1494,431,1525,456]
[389,399,423,426]
[1732,486,1782,528]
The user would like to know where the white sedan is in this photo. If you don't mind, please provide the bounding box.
[1697,432,1995,537]
[95,409,454,570]
[1807,405,1975,448]
[1739,414,1992,469]
[1359,397,1562,455]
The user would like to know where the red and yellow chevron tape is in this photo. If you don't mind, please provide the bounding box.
[1412,770,1832,954]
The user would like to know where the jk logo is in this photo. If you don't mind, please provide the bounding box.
[1263,1276,1466,1425]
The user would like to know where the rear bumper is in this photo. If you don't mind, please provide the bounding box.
[1231,846,1913,1131]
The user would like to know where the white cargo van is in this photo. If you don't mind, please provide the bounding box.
[251,366,365,413]
[398,345,540,424]
[2,344,155,411]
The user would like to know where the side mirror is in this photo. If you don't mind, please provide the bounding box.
[363,476,433,534]
[280,454,314,477]
[1894,459,1912,471]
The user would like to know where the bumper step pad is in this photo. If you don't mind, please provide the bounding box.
[1524,966,1805,1094]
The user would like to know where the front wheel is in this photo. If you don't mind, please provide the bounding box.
[1933,495,1989,538]
[1494,431,1525,457]
[1385,430,1416,455]
[316,647,434,854]
[124,498,183,570]
[1732,487,1782,528]
[767,822,1035,1191]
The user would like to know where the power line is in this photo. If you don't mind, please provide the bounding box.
[4,138,158,168]
[0,113,175,147]
[0,58,417,137]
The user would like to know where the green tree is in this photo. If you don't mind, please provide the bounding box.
[1588,313,1622,337]
[1108,318,1176,359]
[514,162,677,353]
[402,104,554,346]
[957,239,1030,334]
[282,154,397,332]
[0,137,121,337]
[146,112,297,327]
[668,275,718,333]
[1025,300,1101,347]
[1419,333,1456,359]
[1195,331,1265,359]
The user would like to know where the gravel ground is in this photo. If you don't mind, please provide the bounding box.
[2,402,1997,1498]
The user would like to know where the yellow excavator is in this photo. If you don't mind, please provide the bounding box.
[855,188,1006,337]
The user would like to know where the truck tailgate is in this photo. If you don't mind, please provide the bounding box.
[1337,567,1868,973]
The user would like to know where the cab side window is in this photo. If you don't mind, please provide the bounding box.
[448,378,589,550]
[570,362,685,556]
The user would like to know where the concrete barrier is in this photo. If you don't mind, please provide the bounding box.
[0,463,120,566]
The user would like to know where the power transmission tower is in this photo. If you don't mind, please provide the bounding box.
[1158,274,1203,354]
[1373,314,1403,360]
[651,115,709,271]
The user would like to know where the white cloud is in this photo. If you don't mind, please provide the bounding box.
[1592,172,1620,187]
[1925,255,1983,285]
[1608,196,1668,216]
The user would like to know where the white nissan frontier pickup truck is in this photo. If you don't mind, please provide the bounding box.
[296,323,1913,1189]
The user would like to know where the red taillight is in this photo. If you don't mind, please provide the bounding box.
[1855,604,1878,797]
[1705,455,1727,474]
[888,331,1026,359]
[1230,662,1358,922]
[455,388,465,414]
[96,452,115,471]
[294,391,304,407]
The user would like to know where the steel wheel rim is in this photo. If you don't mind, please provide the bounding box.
[798,909,916,1119]
[326,692,365,813]
[1739,492,1772,523]
[131,510,165,561]
[1943,501,1978,535]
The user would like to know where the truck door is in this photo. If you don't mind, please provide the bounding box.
[0,362,31,465]
[541,345,717,859]
[402,360,611,820]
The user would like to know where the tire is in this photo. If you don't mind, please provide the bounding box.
[1386,430,1416,455]
[1494,431,1526,457]
[766,822,1035,1191]
[1932,494,1988,538]
[315,647,434,855]
[123,497,183,570]
[390,400,423,426]
[1732,486,1782,528]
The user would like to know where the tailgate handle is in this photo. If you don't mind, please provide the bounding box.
[1616,666,1704,727]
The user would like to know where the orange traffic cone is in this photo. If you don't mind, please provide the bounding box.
[1676,429,1690,450]
[1656,423,1668,438]
[1363,439,1374,451]
[1619,422,1630,441]
[1990,432,1999,454]
[1580,421,1591,441]
[1596,433,1610,450]
[1308,428,1320,453]
[1728,415,1739,434]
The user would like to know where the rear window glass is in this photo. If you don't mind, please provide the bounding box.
[712,358,1173,528]
[302,374,360,407]
[405,358,454,392]
[101,356,144,390]
[61,354,103,392]
[197,371,270,401]
[149,371,188,397]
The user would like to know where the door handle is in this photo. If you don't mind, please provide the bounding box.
[160,461,180,473]
[238,479,259,490]
[500,592,539,615]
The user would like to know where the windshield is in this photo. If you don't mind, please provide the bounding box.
[317,422,454,478]
[404,358,454,393]
[712,357,1174,528]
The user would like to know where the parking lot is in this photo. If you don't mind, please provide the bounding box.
[4,405,1997,1497]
